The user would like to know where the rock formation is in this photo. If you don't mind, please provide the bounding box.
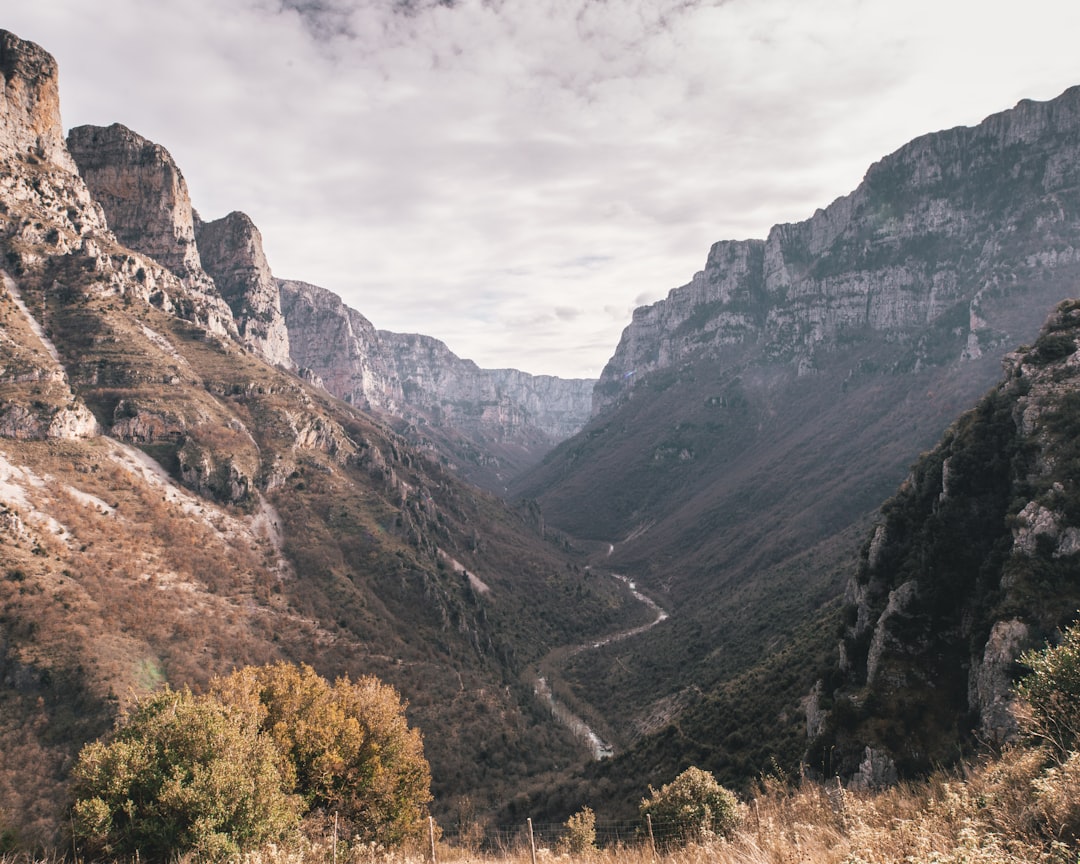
[195,211,292,368]
[0,29,641,847]
[66,123,208,284]
[63,122,588,465]
[813,299,1080,778]
[280,278,595,485]
[0,30,76,172]
[595,86,1080,413]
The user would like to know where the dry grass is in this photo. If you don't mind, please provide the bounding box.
[5,746,1065,864]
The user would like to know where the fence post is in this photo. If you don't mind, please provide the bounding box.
[646,813,656,858]
[527,817,537,864]
[429,815,438,864]
[333,812,338,864]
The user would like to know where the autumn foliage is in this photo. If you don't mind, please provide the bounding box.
[71,663,431,861]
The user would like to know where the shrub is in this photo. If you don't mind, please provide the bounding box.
[1016,617,1080,754]
[639,766,740,844]
[559,806,596,854]
[212,662,432,845]
[71,687,299,862]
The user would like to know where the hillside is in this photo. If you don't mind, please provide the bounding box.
[810,298,1080,783]
[0,29,645,846]
[512,84,1080,806]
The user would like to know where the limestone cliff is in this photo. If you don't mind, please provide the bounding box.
[0,29,647,847]
[61,117,589,476]
[596,86,1080,413]
[0,30,76,172]
[280,278,595,486]
[195,211,292,368]
[813,299,1080,782]
[66,124,208,284]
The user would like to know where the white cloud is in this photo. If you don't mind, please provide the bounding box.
[6,0,1080,377]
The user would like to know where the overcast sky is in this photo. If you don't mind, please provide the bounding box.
[8,1,1080,377]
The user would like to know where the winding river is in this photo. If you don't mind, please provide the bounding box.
[533,567,669,760]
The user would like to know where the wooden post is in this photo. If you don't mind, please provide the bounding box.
[527,818,537,864]
[333,812,338,864]
[646,813,656,858]
[429,816,438,864]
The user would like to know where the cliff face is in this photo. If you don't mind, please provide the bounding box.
[62,121,590,470]
[67,123,208,283]
[0,30,75,172]
[279,278,595,487]
[596,86,1080,412]
[812,300,1080,785]
[195,211,292,368]
[513,84,1080,795]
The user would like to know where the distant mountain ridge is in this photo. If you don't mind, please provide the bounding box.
[62,121,594,487]
[595,85,1080,412]
[279,278,594,489]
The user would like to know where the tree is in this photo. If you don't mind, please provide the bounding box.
[71,687,299,862]
[1017,616,1080,755]
[639,766,740,844]
[212,662,432,844]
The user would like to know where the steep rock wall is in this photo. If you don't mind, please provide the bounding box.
[195,211,292,368]
[280,278,595,456]
[813,300,1080,781]
[596,86,1080,412]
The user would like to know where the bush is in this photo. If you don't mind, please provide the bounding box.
[71,687,299,862]
[559,806,596,854]
[212,662,432,845]
[1016,617,1080,754]
[639,766,740,844]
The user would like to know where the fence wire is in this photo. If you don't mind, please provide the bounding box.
[432,816,719,853]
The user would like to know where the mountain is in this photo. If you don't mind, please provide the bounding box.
[511,84,1080,806]
[64,121,593,491]
[279,279,595,490]
[0,30,640,846]
[809,298,1080,786]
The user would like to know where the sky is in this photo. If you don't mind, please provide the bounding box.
[7,1,1080,378]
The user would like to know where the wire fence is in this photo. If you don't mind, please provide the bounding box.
[427,815,725,857]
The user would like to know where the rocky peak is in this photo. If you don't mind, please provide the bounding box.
[66,123,208,285]
[194,211,292,368]
[278,279,393,410]
[0,30,76,172]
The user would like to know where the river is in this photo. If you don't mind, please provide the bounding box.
[533,568,668,760]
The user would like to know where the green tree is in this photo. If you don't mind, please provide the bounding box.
[212,662,431,844]
[1017,616,1080,755]
[71,687,299,862]
[639,766,740,844]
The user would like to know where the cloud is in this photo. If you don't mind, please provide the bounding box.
[7,0,1080,377]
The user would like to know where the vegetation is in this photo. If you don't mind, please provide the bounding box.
[212,663,431,845]
[71,687,298,862]
[639,767,740,844]
[559,806,596,854]
[1018,617,1080,756]
[71,664,431,861]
